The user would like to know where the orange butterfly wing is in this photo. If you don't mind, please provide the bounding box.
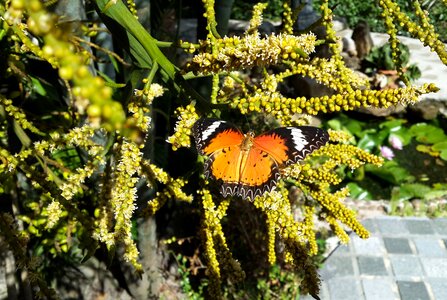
[193,119,245,194]
[237,147,281,199]
[193,119,329,200]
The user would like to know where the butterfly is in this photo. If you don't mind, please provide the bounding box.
[193,118,329,200]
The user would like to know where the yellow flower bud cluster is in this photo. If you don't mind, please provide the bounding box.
[325,213,350,244]
[232,83,437,125]
[266,216,277,265]
[126,0,138,18]
[322,144,384,170]
[328,129,354,143]
[277,57,369,92]
[166,103,199,151]
[0,97,44,135]
[56,125,103,157]
[199,190,246,289]
[60,160,98,200]
[281,2,294,35]
[379,0,447,65]
[142,161,192,215]
[186,33,316,75]
[252,190,309,258]
[303,205,318,255]
[0,212,57,298]
[108,140,143,271]
[5,1,126,131]
[200,188,223,298]
[247,3,268,34]
[44,200,63,229]
[128,83,164,134]
[311,188,370,240]
[296,158,342,185]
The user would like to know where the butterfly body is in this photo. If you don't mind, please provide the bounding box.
[193,118,329,200]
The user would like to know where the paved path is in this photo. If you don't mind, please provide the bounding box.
[303,216,447,300]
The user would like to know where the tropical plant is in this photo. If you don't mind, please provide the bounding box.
[0,0,445,299]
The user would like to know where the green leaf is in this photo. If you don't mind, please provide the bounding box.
[346,182,373,200]
[432,141,447,151]
[327,119,342,130]
[366,161,413,184]
[379,119,405,131]
[30,76,47,96]
[440,150,447,161]
[409,123,447,144]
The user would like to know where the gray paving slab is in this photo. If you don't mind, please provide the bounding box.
[413,238,447,257]
[352,236,386,255]
[397,281,431,300]
[383,237,413,254]
[420,258,447,277]
[320,256,355,280]
[318,216,447,300]
[389,255,424,279]
[428,278,447,300]
[405,219,435,235]
[362,278,399,300]
[376,217,410,236]
[358,256,388,276]
[326,277,363,300]
[432,219,447,234]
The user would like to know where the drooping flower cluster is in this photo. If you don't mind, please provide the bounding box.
[186,33,316,75]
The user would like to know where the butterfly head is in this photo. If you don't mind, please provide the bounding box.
[241,131,255,151]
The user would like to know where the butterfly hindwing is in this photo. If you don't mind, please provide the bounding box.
[237,148,281,199]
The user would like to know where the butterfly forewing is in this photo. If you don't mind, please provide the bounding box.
[254,126,329,165]
[193,118,244,156]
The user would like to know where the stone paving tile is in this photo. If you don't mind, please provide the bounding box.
[413,238,447,257]
[389,255,424,279]
[420,258,447,278]
[326,277,363,300]
[352,236,386,255]
[383,237,413,254]
[376,217,410,235]
[320,256,355,280]
[432,219,447,235]
[357,256,388,276]
[319,217,447,300]
[361,278,398,300]
[428,278,447,300]
[397,281,431,300]
[405,219,435,235]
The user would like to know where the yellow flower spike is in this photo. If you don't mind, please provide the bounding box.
[0,96,44,136]
[303,205,318,255]
[310,188,369,239]
[326,213,350,244]
[187,33,316,75]
[200,188,223,296]
[379,0,447,65]
[107,140,143,271]
[247,2,268,34]
[266,216,277,265]
[166,103,199,151]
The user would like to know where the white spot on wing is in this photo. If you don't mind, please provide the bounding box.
[288,128,308,151]
[202,121,223,141]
